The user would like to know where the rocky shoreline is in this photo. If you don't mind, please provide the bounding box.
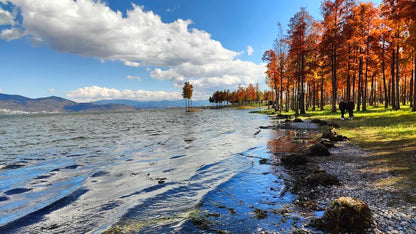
[278,120,416,233]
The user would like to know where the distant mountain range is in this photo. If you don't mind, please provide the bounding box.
[0,93,137,114]
[0,93,210,114]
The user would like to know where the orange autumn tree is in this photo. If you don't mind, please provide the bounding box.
[288,7,314,115]
[262,49,280,111]
[182,81,193,112]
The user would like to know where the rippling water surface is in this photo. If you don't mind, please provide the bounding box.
[0,109,278,233]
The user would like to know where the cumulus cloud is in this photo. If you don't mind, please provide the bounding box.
[151,59,266,89]
[2,0,267,98]
[4,0,237,67]
[67,86,182,102]
[0,27,25,40]
[247,45,254,56]
[0,7,14,26]
[127,75,141,81]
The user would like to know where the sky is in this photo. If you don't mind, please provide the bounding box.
[0,0,381,102]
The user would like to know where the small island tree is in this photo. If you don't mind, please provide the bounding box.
[182,81,193,112]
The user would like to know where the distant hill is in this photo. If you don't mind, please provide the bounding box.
[93,99,210,109]
[0,93,137,114]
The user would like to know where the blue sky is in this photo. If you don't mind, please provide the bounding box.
[0,0,379,102]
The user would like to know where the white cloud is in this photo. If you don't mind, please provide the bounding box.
[123,60,140,67]
[151,60,266,90]
[66,86,182,102]
[0,7,14,26]
[0,27,25,40]
[5,0,237,67]
[127,75,141,81]
[3,0,267,96]
[247,45,254,56]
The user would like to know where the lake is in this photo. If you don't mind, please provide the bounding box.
[0,108,297,233]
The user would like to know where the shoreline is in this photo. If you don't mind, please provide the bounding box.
[276,120,416,233]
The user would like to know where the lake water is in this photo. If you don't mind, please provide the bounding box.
[1,108,296,233]
[0,109,319,233]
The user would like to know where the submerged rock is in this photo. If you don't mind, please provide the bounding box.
[281,154,308,165]
[313,197,372,233]
[305,143,330,156]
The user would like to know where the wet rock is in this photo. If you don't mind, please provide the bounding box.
[321,129,347,142]
[294,118,303,123]
[305,171,340,186]
[305,143,330,156]
[320,138,335,148]
[253,208,268,220]
[314,197,372,233]
[281,154,308,165]
[259,158,268,164]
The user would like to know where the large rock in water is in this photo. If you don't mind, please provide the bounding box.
[318,197,372,233]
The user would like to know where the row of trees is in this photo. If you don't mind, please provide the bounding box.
[263,0,416,114]
[209,83,276,106]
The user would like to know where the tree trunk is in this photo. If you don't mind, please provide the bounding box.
[313,80,316,111]
[363,44,369,111]
[370,73,375,106]
[300,53,306,114]
[391,48,396,110]
[382,40,388,108]
[320,75,324,111]
[357,48,363,111]
[395,44,400,110]
[347,48,351,102]
[331,48,337,112]
[410,64,414,107]
[403,75,407,106]
[413,56,416,111]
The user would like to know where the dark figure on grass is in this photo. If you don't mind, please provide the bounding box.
[339,98,347,120]
[347,101,354,120]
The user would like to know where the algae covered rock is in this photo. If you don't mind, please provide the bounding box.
[317,197,372,233]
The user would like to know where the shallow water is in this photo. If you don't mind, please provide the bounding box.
[0,109,286,233]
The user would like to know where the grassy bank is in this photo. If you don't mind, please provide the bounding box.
[258,106,416,203]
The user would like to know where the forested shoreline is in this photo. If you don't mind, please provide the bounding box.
[210,0,416,114]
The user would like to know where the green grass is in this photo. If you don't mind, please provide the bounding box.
[261,105,416,203]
